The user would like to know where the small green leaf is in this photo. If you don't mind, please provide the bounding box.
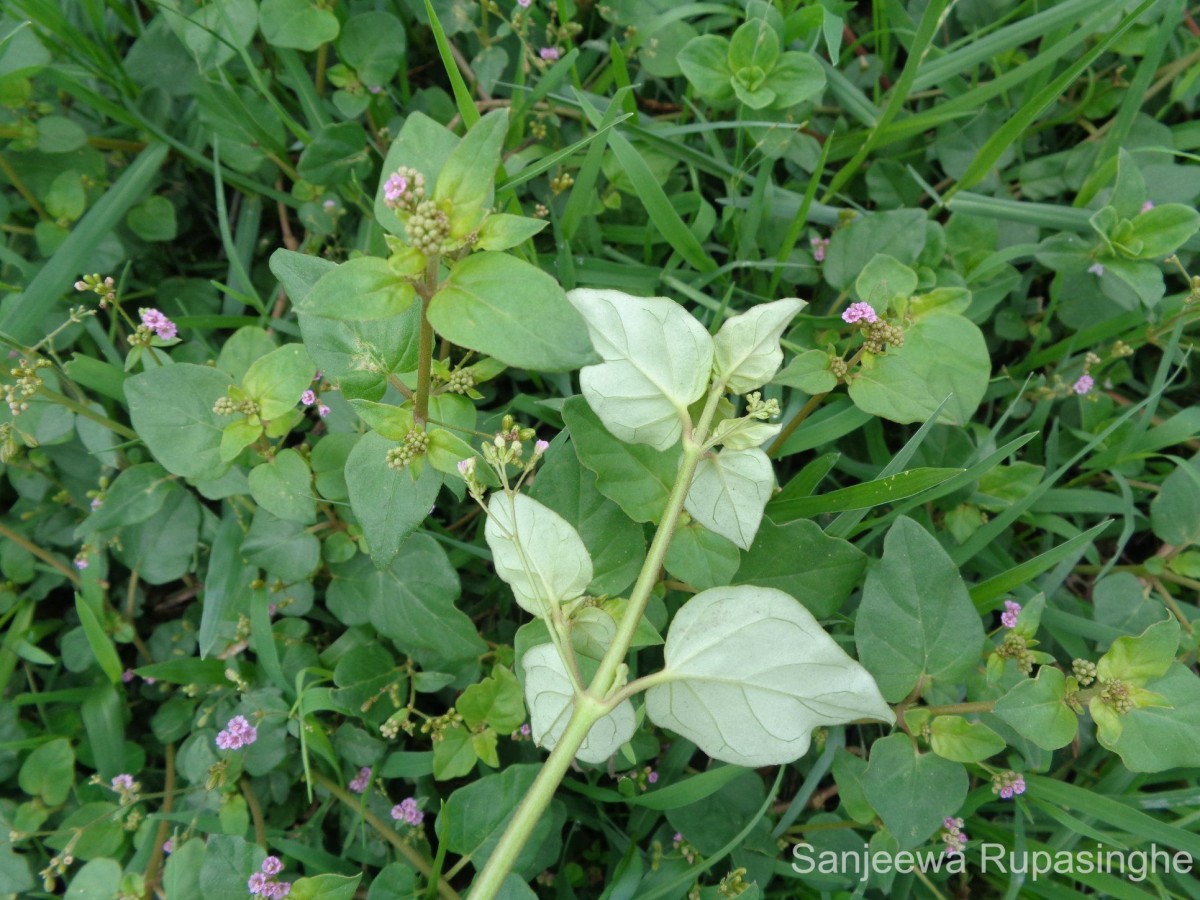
[19,738,75,805]
[458,665,526,733]
[677,35,734,100]
[434,108,509,239]
[993,666,1078,751]
[476,213,548,251]
[248,448,317,524]
[766,51,826,108]
[562,396,680,524]
[1127,203,1200,259]
[126,195,177,241]
[928,716,1006,762]
[287,874,362,900]
[344,432,441,567]
[1096,618,1179,685]
[854,254,918,309]
[729,19,780,75]
[430,252,596,372]
[242,344,314,420]
[348,400,414,440]
[774,349,838,394]
[855,517,985,702]
[259,0,339,51]
[862,734,968,850]
[126,364,234,482]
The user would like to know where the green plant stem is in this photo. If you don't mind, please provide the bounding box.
[142,743,175,900]
[0,521,81,586]
[37,387,138,439]
[471,387,725,899]
[0,150,49,220]
[314,772,462,900]
[767,391,828,458]
[241,777,267,847]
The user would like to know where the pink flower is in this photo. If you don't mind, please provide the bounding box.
[520,723,531,737]
[349,767,372,794]
[383,172,409,206]
[1073,374,1094,395]
[322,199,336,211]
[249,872,270,895]
[266,884,291,899]
[1087,262,1105,277]
[518,0,532,6]
[215,714,257,750]
[539,47,560,61]
[318,405,331,418]
[391,797,424,827]
[1000,600,1021,629]
[456,458,475,478]
[647,770,659,784]
[140,308,178,340]
[941,817,967,856]
[368,85,383,94]
[261,857,283,876]
[122,669,135,683]
[993,771,1026,800]
[534,439,549,455]
[301,390,316,406]
[74,280,89,291]
[74,554,89,570]
[90,497,103,511]
[842,302,878,325]
[111,774,136,792]
[810,236,830,262]
[162,838,173,854]
[1141,200,1154,212]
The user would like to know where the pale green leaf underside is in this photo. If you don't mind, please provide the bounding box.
[647,585,894,767]
[522,642,635,764]
[485,492,593,617]
[713,297,806,393]
[684,448,774,550]
[567,289,714,451]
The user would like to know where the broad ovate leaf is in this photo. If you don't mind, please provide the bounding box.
[646,585,894,767]
[684,448,774,550]
[713,298,806,392]
[485,492,593,617]
[566,289,714,451]
[522,635,636,764]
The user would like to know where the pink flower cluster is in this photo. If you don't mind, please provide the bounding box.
[391,797,424,827]
[941,817,968,856]
[111,773,136,792]
[349,767,372,794]
[842,302,878,325]
[992,770,1026,800]
[539,47,560,61]
[140,308,178,340]
[1073,374,1094,395]
[216,715,257,750]
[248,856,290,898]
[810,236,830,262]
[301,374,330,417]
[1000,600,1021,629]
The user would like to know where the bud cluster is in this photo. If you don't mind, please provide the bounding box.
[829,356,849,380]
[991,770,1026,800]
[405,199,451,256]
[1098,677,1133,714]
[550,171,575,194]
[5,357,50,416]
[743,391,780,421]
[1072,657,1097,686]
[74,273,116,307]
[995,631,1036,675]
[386,429,429,471]
[862,320,906,354]
[420,709,464,742]
[445,369,476,395]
